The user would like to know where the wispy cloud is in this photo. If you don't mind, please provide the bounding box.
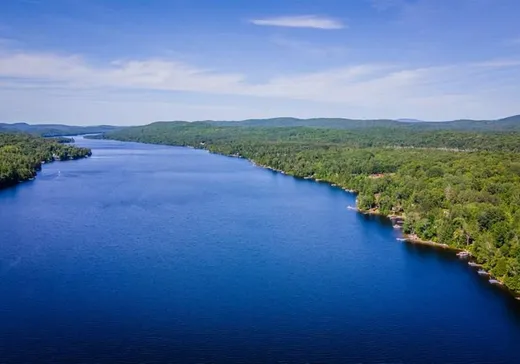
[0,50,519,121]
[249,15,345,30]
[0,52,244,92]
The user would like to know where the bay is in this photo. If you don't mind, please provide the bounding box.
[0,137,519,363]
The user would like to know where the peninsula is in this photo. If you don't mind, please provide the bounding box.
[0,133,92,189]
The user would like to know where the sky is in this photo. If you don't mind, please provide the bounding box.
[0,0,519,125]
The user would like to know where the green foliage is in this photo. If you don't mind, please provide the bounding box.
[97,122,520,294]
[89,121,520,152]
[0,133,91,189]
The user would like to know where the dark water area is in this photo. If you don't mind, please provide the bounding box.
[1,137,519,364]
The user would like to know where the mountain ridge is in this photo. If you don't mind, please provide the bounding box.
[2,114,519,133]
[0,123,122,137]
[157,114,520,131]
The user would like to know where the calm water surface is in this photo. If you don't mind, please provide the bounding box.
[1,137,519,363]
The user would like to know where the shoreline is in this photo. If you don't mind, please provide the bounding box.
[0,153,91,191]
[402,234,456,250]
[96,138,520,301]
[251,161,460,253]
[244,156,519,301]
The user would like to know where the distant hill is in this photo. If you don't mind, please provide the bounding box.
[0,123,123,137]
[396,118,426,123]
[208,117,396,129]
[436,115,520,131]
[197,115,520,132]
[2,115,519,136]
[205,117,397,129]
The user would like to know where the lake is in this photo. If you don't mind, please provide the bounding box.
[1,137,519,363]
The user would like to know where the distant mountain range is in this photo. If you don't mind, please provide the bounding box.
[1,114,519,134]
[0,123,122,137]
[201,114,520,131]
[396,118,425,123]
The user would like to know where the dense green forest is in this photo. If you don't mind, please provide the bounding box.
[96,121,520,152]
[0,133,91,189]
[96,122,520,295]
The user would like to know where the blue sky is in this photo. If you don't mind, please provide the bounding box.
[0,0,519,125]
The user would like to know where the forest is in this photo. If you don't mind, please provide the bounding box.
[0,133,92,189]
[94,121,520,152]
[95,122,520,295]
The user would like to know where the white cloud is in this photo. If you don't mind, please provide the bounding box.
[0,52,245,92]
[0,50,519,123]
[249,15,345,30]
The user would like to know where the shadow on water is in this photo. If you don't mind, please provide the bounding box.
[403,238,459,261]
[356,211,394,228]
[0,182,27,199]
[403,241,520,323]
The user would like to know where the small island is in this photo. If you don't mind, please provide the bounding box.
[0,133,92,189]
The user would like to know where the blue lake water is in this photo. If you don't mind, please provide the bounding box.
[1,137,519,363]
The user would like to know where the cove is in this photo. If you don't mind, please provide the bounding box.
[0,137,519,363]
